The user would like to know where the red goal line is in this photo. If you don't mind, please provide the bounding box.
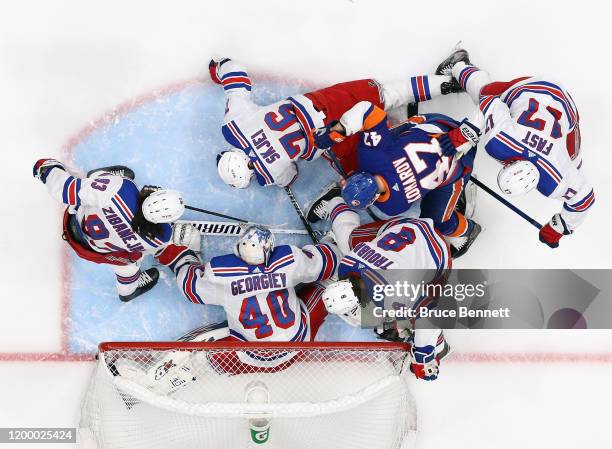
[1,350,612,364]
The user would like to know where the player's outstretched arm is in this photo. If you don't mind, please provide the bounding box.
[540,172,595,249]
[33,158,84,207]
[291,242,340,285]
[209,58,257,123]
[314,101,390,149]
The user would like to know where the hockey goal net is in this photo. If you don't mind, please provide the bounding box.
[79,341,416,449]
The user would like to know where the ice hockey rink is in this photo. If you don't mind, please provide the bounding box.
[1,0,611,447]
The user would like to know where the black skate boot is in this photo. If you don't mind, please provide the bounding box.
[436,48,471,76]
[447,220,482,259]
[441,78,463,94]
[119,268,159,302]
[87,165,135,180]
[306,183,342,223]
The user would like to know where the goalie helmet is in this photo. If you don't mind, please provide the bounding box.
[142,189,185,223]
[497,159,540,195]
[217,149,254,189]
[341,172,380,209]
[234,225,275,266]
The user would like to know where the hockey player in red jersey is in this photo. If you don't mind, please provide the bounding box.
[210,57,462,187]
[436,47,594,248]
[33,160,199,301]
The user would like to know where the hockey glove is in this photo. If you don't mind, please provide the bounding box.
[440,113,483,157]
[539,213,572,248]
[33,158,65,183]
[314,121,346,149]
[172,223,201,252]
[208,58,230,85]
[410,345,440,381]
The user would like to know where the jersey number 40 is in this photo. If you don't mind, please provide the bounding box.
[239,289,296,339]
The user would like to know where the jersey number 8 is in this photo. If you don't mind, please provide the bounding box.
[377,226,416,252]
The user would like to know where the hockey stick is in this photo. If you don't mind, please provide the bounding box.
[468,176,543,230]
[177,220,326,237]
[184,205,248,223]
[284,186,319,244]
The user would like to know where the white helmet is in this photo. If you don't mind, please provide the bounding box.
[234,225,275,265]
[322,280,360,315]
[217,150,253,189]
[497,160,540,195]
[322,279,362,327]
[142,189,185,223]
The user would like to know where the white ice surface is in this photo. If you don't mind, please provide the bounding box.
[1,0,611,447]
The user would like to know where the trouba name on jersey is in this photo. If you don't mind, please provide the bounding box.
[353,242,394,269]
[251,128,281,164]
[230,272,288,296]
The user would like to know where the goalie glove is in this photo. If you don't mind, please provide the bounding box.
[208,58,231,85]
[314,121,347,149]
[410,345,440,381]
[539,213,572,248]
[33,158,65,183]
[172,223,201,252]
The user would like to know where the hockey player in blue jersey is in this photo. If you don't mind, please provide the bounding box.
[33,160,198,301]
[310,102,483,258]
[210,57,463,188]
[436,47,594,248]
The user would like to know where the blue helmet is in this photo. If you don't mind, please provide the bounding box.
[341,172,379,209]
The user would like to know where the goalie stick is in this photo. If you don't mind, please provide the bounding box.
[178,220,326,237]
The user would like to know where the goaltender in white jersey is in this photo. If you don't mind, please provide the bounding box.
[114,225,342,392]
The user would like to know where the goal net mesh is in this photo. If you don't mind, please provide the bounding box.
[79,342,416,449]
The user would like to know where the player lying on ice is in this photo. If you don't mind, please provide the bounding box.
[437,47,595,248]
[113,224,344,392]
[308,185,451,380]
[310,98,483,258]
[33,161,199,301]
[210,57,463,188]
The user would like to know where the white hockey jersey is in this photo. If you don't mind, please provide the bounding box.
[175,243,338,342]
[44,166,172,256]
[216,60,326,187]
[340,217,450,276]
[479,76,594,230]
